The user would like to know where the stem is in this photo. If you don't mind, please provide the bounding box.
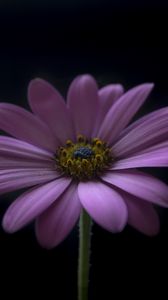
[78,209,92,300]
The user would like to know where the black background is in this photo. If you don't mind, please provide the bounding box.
[0,1,168,299]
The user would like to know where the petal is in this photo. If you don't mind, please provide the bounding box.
[2,177,71,233]
[99,84,124,104]
[78,181,128,232]
[0,136,54,161]
[0,168,59,195]
[93,84,124,136]
[0,136,55,170]
[36,183,81,249]
[123,193,160,236]
[118,106,168,140]
[0,156,54,169]
[0,103,57,151]
[67,75,99,138]
[112,141,168,169]
[113,107,168,157]
[28,78,75,144]
[102,170,168,207]
[98,83,154,145]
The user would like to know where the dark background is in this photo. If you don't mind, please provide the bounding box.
[0,1,168,299]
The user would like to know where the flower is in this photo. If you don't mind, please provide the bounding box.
[0,74,168,249]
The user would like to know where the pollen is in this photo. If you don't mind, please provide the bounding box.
[55,135,113,180]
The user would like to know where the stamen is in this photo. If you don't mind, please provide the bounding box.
[66,140,73,147]
[95,154,103,162]
[62,149,67,157]
[77,134,86,143]
[95,140,103,148]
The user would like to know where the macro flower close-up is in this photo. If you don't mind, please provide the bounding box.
[0,74,168,249]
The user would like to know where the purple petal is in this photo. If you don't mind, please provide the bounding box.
[123,193,160,236]
[0,168,59,195]
[67,75,98,138]
[0,136,55,170]
[113,107,168,157]
[36,183,81,249]
[2,177,71,233]
[0,136,54,161]
[112,141,168,169]
[0,103,57,151]
[102,170,168,207]
[28,78,75,144]
[93,84,124,136]
[0,156,54,169]
[99,84,124,103]
[98,83,154,145]
[118,107,168,140]
[78,181,128,232]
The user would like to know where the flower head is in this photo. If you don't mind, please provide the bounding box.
[0,74,168,248]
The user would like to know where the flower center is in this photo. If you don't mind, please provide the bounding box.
[54,135,113,181]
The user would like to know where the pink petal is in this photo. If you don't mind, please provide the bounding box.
[93,84,124,136]
[112,141,168,169]
[67,75,99,138]
[28,78,75,144]
[36,183,81,249]
[0,103,57,151]
[123,193,160,236]
[2,177,71,233]
[78,181,128,232]
[98,83,154,145]
[102,170,168,207]
[113,107,168,157]
[0,168,59,195]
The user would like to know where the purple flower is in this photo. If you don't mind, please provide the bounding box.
[0,74,168,249]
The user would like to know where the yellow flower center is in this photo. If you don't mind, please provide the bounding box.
[55,135,113,181]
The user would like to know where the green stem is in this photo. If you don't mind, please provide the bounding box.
[78,209,92,300]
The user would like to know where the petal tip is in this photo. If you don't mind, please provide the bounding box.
[35,223,59,250]
[140,82,155,91]
[145,82,155,90]
[28,78,50,94]
[71,74,97,87]
[2,214,15,234]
